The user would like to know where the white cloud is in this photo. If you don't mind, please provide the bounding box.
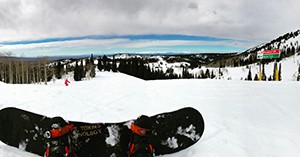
[0,36,255,57]
[0,0,299,57]
[1,0,299,42]
[0,38,129,51]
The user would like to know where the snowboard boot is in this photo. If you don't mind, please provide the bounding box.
[128,115,154,157]
[44,117,74,157]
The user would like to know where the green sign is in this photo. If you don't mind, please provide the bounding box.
[257,54,280,59]
[257,49,281,59]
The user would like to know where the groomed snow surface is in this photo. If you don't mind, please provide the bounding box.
[1,71,300,157]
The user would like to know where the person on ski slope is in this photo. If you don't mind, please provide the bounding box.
[65,79,70,86]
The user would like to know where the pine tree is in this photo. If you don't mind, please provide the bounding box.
[74,61,81,81]
[210,70,215,79]
[90,64,96,78]
[90,54,96,77]
[103,55,110,71]
[80,59,85,80]
[268,76,273,81]
[117,60,125,73]
[247,69,252,81]
[297,64,300,81]
[262,64,266,81]
[278,63,282,81]
[205,69,210,78]
[112,56,117,72]
[97,58,103,71]
[254,74,259,81]
[143,64,151,80]
[218,68,223,79]
[200,69,205,79]
[55,62,64,79]
[182,66,191,78]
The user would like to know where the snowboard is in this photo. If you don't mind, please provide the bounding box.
[0,107,205,157]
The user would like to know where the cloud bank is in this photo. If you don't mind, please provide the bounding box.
[0,0,299,56]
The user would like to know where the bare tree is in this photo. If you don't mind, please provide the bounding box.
[41,57,49,85]
[15,61,20,84]
[37,59,41,83]
[31,62,36,83]
[21,60,25,84]
[6,52,14,84]
[0,53,4,82]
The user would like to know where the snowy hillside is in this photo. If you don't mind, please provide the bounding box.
[145,53,300,81]
[214,53,300,81]
[1,71,300,157]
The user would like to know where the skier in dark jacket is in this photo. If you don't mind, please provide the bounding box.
[128,115,154,157]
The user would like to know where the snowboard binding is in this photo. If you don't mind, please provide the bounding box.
[128,115,154,157]
[44,117,74,157]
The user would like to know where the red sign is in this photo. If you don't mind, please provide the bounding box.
[262,49,280,55]
[257,49,281,59]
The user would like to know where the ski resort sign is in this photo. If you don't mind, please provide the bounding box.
[257,49,280,59]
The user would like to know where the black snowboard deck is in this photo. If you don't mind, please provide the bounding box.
[0,107,204,157]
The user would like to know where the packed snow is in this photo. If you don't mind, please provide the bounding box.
[105,125,121,146]
[221,54,300,81]
[1,68,300,157]
[162,137,178,149]
[177,125,200,142]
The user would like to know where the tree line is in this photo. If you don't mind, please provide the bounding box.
[0,52,49,84]
[0,53,96,84]
[73,55,96,81]
[246,62,282,81]
[2,52,300,84]
[96,56,216,80]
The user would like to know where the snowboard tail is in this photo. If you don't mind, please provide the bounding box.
[0,107,204,157]
[0,107,69,156]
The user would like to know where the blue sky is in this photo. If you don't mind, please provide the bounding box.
[0,0,299,57]
[0,34,238,45]
[0,34,253,57]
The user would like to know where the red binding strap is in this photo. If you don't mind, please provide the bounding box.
[131,123,150,137]
[65,146,70,156]
[128,143,153,157]
[149,144,153,152]
[128,143,135,157]
[49,124,74,138]
[45,147,49,157]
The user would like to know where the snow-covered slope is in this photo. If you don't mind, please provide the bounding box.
[220,53,300,81]
[147,53,300,81]
[138,30,300,80]
[1,71,300,157]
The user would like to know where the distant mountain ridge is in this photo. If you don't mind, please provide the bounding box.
[1,29,300,83]
[205,29,300,67]
[51,29,300,67]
